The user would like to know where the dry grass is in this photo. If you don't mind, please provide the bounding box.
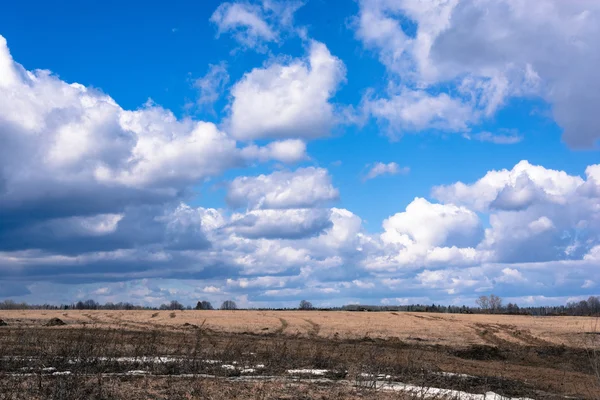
[0,314,599,399]
[0,375,422,400]
[1,310,596,347]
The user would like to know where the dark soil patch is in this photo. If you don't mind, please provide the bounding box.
[45,318,66,326]
[535,345,566,357]
[453,345,506,361]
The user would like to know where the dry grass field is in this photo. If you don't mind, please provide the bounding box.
[1,309,597,347]
[1,310,599,399]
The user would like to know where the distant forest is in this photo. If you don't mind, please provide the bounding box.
[1,295,600,317]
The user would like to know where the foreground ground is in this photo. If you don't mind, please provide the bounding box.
[0,310,599,399]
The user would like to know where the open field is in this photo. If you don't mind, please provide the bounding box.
[1,309,598,348]
[1,310,600,399]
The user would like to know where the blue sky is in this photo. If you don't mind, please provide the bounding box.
[1,0,599,308]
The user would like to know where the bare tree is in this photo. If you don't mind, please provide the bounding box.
[489,294,502,313]
[220,300,237,310]
[589,296,600,315]
[299,300,313,310]
[476,295,490,311]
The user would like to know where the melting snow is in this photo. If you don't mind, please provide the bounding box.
[375,381,534,400]
[240,368,256,374]
[360,373,392,380]
[126,370,150,375]
[437,371,476,379]
[286,369,329,376]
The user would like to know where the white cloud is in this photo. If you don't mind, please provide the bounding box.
[365,87,474,137]
[210,0,303,51]
[0,33,329,279]
[4,27,600,307]
[364,162,409,181]
[0,35,303,213]
[497,267,526,283]
[355,0,600,148]
[432,160,584,211]
[211,2,276,48]
[584,246,600,261]
[352,280,375,289]
[362,198,484,272]
[381,198,482,249]
[311,208,364,254]
[227,167,338,210]
[241,139,307,164]
[226,208,332,239]
[582,279,595,289]
[227,276,287,290]
[465,131,523,145]
[68,214,124,236]
[228,41,346,140]
[193,62,229,112]
[203,286,222,293]
[433,160,600,263]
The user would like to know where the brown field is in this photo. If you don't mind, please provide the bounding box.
[1,309,597,347]
[1,310,600,399]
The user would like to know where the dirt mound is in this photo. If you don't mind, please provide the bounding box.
[453,345,506,361]
[45,318,66,326]
[0,319,8,326]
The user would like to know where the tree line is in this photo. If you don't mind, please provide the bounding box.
[1,296,600,316]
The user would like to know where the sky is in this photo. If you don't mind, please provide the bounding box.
[0,0,599,308]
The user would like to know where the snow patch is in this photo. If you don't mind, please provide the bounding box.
[287,369,329,376]
[375,381,534,400]
[437,371,476,379]
[126,370,150,375]
[240,368,256,374]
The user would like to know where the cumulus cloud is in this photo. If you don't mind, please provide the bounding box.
[355,0,600,147]
[3,25,600,308]
[228,41,346,140]
[226,209,332,239]
[362,198,484,272]
[0,35,304,224]
[364,88,474,137]
[240,139,307,164]
[434,160,600,263]
[364,162,409,181]
[210,0,303,51]
[432,161,584,211]
[381,198,482,249]
[227,167,339,210]
[0,35,318,274]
